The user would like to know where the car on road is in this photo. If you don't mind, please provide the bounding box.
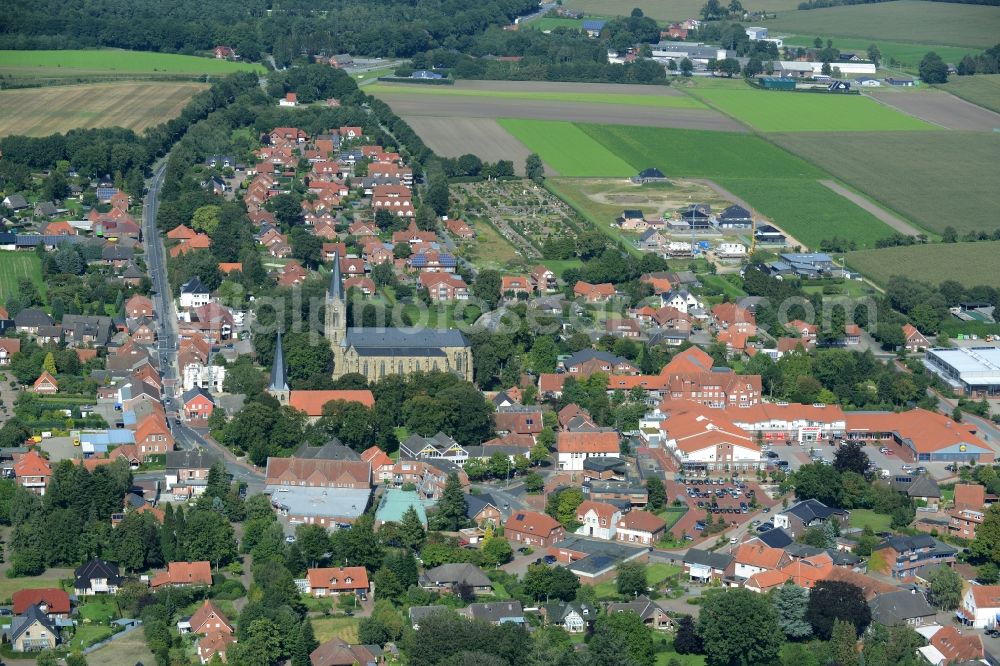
[757,522,774,532]
[729,537,738,544]
[518,547,531,554]
[901,464,915,472]
[543,555,557,565]
[762,507,770,513]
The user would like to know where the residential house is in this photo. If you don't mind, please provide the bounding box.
[544,601,592,633]
[631,168,666,184]
[419,273,469,301]
[306,567,370,598]
[872,535,957,580]
[361,446,394,483]
[733,541,791,580]
[606,318,642,338]
[531,265,557,294]
[14,451,51,495]
[660,290,703,314]
[181,599,234,636]
[504,510,565,548]
[14,308,54,336]
[574,281,616,302]
[890,474,941,509]
[0,338,21,366]
[606,596,674,630]
[182,387,215,422]
[199,632,237,664]
[179,277,211,309]
[501,275,532,299]
[959,585,1000,628]
[556,431,620,471]
[419,564,493,595]
[464,601,525,625]
[73,558,122,596]
[133,414,174,457]
[7,605,60,652]
[400,432,468,464]
[151,561,213,588]
[575,500,621,540]
[950,507,985,540]
[773,499,849,537]
[716,205,753,229]
[920,626,984,665]
[465,493,503,528]
[615,510,667,546]
[561,349,639,376]
[309,638,383,666]
[869,589,936,627]
[903,323,930,352]
[444,218,475,239]
[166,449,221,496]
[12,589,71,620]
[265,458,371,490]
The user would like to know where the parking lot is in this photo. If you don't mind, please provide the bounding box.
[666,478,778,543]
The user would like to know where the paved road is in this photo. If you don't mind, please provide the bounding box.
[819,180,921,237]
[141,160,264,487]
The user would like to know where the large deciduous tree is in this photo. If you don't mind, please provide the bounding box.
[806,580,871,639]
[698,588,782,666]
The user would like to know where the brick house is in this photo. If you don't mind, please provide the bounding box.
[504,510,565,548]
[615,510,667,546]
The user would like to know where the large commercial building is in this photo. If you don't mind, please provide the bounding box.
[924,347,1000,397]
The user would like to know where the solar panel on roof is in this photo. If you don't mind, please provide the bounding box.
[515,513,525,521]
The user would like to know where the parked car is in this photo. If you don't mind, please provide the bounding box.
[544,555,557,564]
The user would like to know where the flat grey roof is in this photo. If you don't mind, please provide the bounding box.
[265,485,371,521]
[926,347,1000,384]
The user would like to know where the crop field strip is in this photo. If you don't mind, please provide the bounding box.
[0,82,209,137]
[562,0,802,22]
[366,82,705,108]
[0,49,265,75]
[766,1,1000,49]
[865,90,1000,131]
[688,87,934,132]
[941,75,1000,116]
[771,131,1000,236]
[846,241,1000,288]
[500,120,900,249]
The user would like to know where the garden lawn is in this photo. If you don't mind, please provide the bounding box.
[0,252,44,303]
[498,119,635,177]
[655,650,707,666]
[848,509,892,532]
[846,242,1000,289]
[0,569,69,603]
[766,1,1000,49]
[658,508,689,532]
[368,84,704,109]
[312,616,360,643]
[690,87,933,132]
[941,74,1000,115]
[782,36,976,73]
[648,563,682,586]
[0,49,264,74]
[69,624,114,651]
[78,599,118,623]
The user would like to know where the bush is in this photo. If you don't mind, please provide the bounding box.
[211,578,246,600]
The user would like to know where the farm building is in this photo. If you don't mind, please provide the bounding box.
[759,77,795,91]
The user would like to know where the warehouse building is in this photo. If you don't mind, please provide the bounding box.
[924,347,1000,397]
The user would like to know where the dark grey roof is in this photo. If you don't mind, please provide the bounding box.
[4,194,28,209]
[465,493,500,520]
[466,601,524,623]
[583,457,627,473]
[269,330,289,393]
[891,475,941,498]
[544,601,593,623]
[869,590,936,626]
[637,168,664,178]
[62,314,114,345]
[165,449,221,471]
[328,251,345,301]
[606,595,669,622]
[562,349,628,369]
[14,307,54,328]
[875,535,955,558]
[74,558,121,588]
[754,527,793,549]
[180,276,208,294]
[784,542,859,566]
[408,605,449,625]
[420,563,492,589]
[684,548,734,570]
[122,263,145,279]
[720,205,751,220]
[781,499,847,524]
[8,604,59,644]
[344,327,469,351]
[295,439,361,461]
[181,386,214,405]
[102,245,134,261]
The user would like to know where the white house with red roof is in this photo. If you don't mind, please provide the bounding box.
[574,501,621,540]
[556,431,621,471]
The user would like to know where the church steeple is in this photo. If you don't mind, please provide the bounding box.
[268,329,289,402]
[326,253,346,349]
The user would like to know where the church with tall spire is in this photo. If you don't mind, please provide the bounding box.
[325,253,473,382]
[268,329,290,403]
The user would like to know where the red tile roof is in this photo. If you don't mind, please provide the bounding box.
[307,566,369,591]
[189,599,233,635]
[12,588,71,615]
[931,626,984,663]
[557,431,619,454]
[955,484,986,509]
[150,561,212,587]
[617,510,667,533]
[288,390,375,417]
[14,450,51,478]
[505,510,562,536]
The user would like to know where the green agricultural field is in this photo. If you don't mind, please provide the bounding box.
[563,0,801,21]
[773,131,1000,236]
[767,1,1000,49]
[0,252,45,302]
[782,36,976,73]
[690,87,933,132]
[847,242,1000,288]
[527,17,588,31]
[0,49,264,75]
[369,83,703,108]
[941,74,1000,115]
[499,119,635,177]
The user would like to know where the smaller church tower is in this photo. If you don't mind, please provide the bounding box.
[267,329,290,403]
[326,252,347,361]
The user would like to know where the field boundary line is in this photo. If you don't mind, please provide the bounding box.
[861,91,948,129]
[818,180,921,236]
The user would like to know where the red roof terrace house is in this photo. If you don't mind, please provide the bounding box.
[306,566,370,599]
